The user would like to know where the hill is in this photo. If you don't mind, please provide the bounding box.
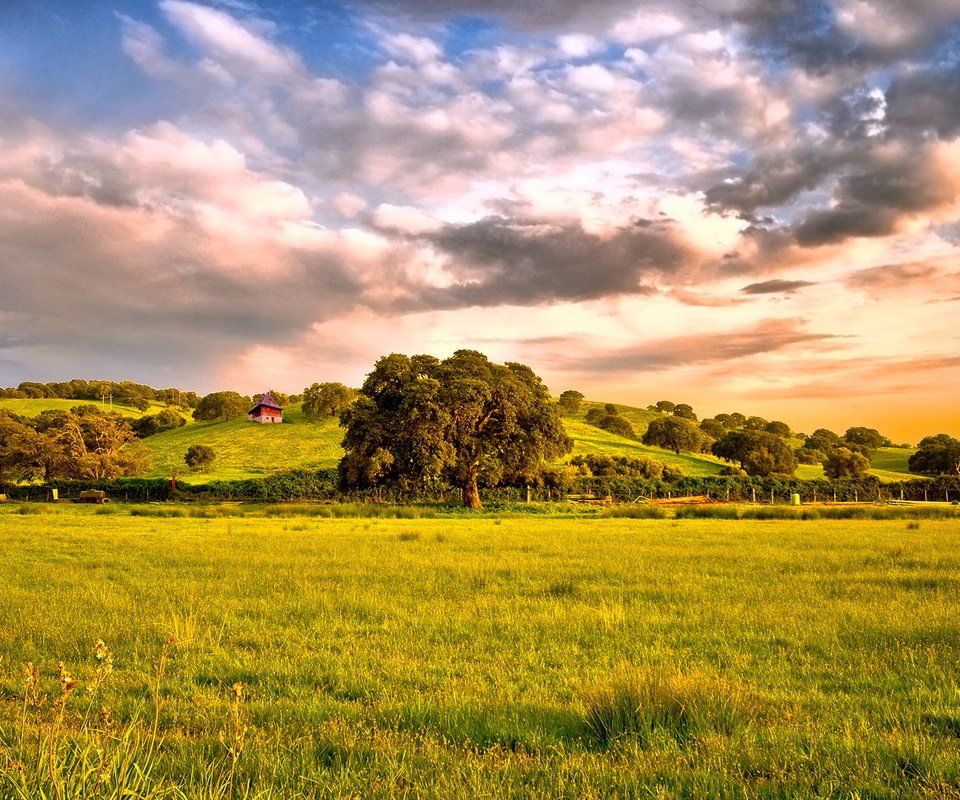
[144,405,343,481]
[0,397,920,484]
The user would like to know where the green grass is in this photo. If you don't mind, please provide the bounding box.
[871,446,917,475]
[143,405,343,481]
[0,398,150,418]
[1,506,959,798]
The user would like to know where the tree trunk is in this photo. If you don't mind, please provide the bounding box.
[462,471,482,509]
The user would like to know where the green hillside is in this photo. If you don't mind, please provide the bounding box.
[0,398,152,418]
[0,397,924,484]
[144,405,343,481]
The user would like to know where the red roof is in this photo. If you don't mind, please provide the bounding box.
[248,391,283,414]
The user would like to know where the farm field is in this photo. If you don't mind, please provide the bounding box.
[1,506,959,798]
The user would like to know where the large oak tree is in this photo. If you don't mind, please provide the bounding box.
[339,350,572,508]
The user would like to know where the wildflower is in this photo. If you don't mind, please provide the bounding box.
[93,638,114,680]
[56,661,78,695]
[230,682,243,700]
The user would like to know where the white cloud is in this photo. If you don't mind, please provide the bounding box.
[160,0,302,79]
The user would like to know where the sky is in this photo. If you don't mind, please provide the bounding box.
[1,0,959,442]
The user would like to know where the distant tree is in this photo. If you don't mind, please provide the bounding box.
[672,403,697,421]
[805,428,842,453]
[908,434,960,475]
[557,390,585,414]
[654,400,675,414]
[729,412,747,427]
[699,418,726,440]
[132,407,186,438]
[302,382,356,419]
[795,447,825,465]
[339,351,571,509]
[192,391,249,422]
[184,443,216,472]
[843,426,889,451]
[642,416,711,455]
[713,413,738,430]
[823,446,870,479]
[597,415,636,439]
[744,415,768,431]
[764,420,792,438]
[712,430,797,477]
[604,403,618,415]
[584,407,605,425]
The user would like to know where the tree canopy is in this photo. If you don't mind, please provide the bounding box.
[823,446,871,479]
[302,382,356,419]
[557,390,584,414]
[339,350,572,508]
[642,416,712,455]
[712,430,797,477]
[192,391,249,422]
[843,426,889,451]
[185,443,216,472]
[908,434,960,475]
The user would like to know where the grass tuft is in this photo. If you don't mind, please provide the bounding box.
[583,669,756,749]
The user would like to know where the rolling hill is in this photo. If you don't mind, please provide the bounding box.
[0,397,919,484]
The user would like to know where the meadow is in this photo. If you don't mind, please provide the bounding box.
[1,504,959,798]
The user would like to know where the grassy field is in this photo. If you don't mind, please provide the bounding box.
[0,398,151,418]
[1,505,958,798]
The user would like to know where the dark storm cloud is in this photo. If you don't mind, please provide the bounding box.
[793,146,958,247]
[405,216,691,308]
[553,318,836,374]
[734,0,864,73]
[794,205,898,247]
[705,149,846,217]
[885,61,960,140]
[740,279,815,294]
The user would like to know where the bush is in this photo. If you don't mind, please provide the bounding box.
[185,444,216,472]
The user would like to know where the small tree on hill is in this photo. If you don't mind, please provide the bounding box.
[908,434,960,475]
[557,390,585,414]
[193,391,249,422]
[712,430,797,477]
[185,444,216,472]
[302,382,356,419]
[843,426,889,451]
[597,414,636,439]
[823,446,870,479]
[642,416,711,455]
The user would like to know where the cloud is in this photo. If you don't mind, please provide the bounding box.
[160,0,302,79]
[740,279,816,295]
[552,317,836,374]
[406,216,693,308]
[844,262,941,294]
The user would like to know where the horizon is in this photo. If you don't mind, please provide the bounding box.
[1,1,959,444]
